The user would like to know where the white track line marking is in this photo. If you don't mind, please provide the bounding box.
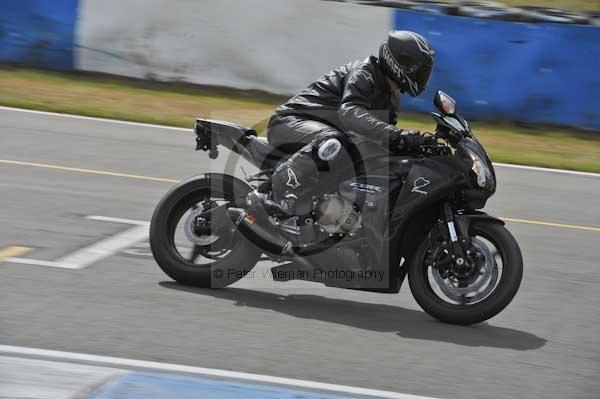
[86,215,150,226]
[6,216,149,269]
[0,345,440,399]
[0,105,190,132]
[494,162,599,178]
[56,225,148,269]
[1,105,598,177]
[6,258,70,268]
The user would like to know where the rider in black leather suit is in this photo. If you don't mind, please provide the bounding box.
[266,30,435,216]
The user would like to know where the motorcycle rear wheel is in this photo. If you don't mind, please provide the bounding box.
[408,221,523,325]
[150,174,261,288]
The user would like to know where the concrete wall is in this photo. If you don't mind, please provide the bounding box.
[1,0,599,128]
[76,0,390,94]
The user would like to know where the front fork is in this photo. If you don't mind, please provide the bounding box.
[441,202,470,267]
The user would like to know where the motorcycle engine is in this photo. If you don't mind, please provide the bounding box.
[313,194,361,234]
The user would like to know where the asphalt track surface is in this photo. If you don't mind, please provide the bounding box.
[0,107,599,399]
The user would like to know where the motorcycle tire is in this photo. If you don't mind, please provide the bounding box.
[150,174,261,288]
[408,221,523,325]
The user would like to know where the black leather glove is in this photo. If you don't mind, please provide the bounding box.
[387,129,423,154]
[421,133,438,146]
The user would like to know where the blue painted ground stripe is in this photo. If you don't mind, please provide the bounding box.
[90,371,360,399]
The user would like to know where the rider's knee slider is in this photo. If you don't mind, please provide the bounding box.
[317,138,342,161]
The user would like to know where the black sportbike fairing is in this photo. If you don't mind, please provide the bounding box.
[196,118,402,288]
[193,99,496,292]
[374,156,471,282]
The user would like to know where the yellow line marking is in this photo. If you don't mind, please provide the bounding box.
[0,246,32,262]
[0,159,178,183]
[1,159,598,233]
[502,217,600,233]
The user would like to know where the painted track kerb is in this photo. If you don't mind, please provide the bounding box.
[0,345,440,399]
[1,105,598,177]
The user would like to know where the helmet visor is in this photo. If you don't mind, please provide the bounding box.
[407,64,432,96]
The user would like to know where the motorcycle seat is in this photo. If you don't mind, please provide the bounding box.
[196,118,255,136]
[245,136,289,169]
[246,136,273,157]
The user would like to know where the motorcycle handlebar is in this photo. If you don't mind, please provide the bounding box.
[419,132,452,156]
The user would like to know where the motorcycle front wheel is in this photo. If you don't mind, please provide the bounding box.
[408,221,523,325]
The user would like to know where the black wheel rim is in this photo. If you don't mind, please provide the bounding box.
[423,227,505,306]
[165,189,242,267]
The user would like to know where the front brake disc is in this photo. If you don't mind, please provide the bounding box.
[431,238,499,304]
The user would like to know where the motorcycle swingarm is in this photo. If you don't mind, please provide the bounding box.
[196,204,233,232]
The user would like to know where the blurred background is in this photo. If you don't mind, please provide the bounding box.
[1,2,599,399]
[0,0,599,171]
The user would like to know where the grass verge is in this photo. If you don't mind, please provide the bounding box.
[501,0,599,12]
[1,67,598,173]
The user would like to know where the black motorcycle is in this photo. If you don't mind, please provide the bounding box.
[150,91,523,325]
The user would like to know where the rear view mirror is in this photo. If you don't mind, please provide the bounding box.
[434,91,457,116]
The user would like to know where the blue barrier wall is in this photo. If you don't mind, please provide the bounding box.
[0,0,78,70]
[394,10,600,129]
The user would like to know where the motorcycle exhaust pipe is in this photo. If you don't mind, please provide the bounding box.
[227,208,293,256]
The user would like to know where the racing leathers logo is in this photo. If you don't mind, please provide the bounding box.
[286,168,300,189]
[412,177,430,195]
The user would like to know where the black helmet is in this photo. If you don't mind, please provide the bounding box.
[379,30,435,97]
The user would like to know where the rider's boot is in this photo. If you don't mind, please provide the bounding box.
[246,190,297,218]
[249,147,319,218]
